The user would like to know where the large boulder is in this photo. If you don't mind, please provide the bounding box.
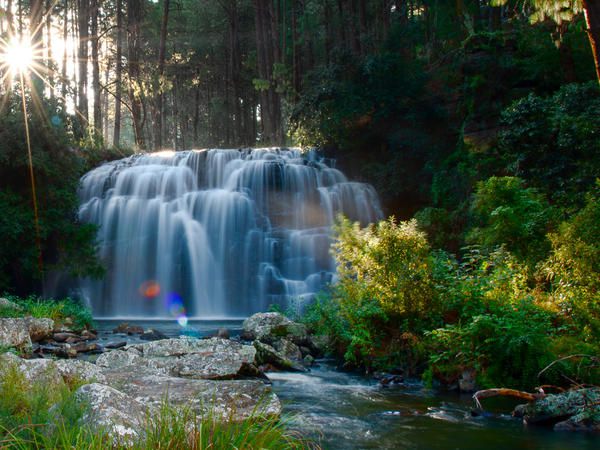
[75,383,152,445]
[0,318,32,349]
[242,312,308,344]
[522,388,600,430]
[101,337,256,380]
[102,370,281,422]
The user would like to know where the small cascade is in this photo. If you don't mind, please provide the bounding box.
[78,148,383,318]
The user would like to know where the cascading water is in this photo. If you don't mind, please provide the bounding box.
[78,148,382,319]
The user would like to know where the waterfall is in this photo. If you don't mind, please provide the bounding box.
[78,148,383,319]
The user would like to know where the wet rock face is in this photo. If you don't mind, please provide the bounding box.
[521,388,600,431]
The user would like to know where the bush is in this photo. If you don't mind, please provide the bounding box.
[541,185,600,340]
[467,176,553,265]
[303,216,434,370]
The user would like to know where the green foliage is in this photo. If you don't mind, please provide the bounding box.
[0,93,104,295]
[0,295,93,331]
[498,82,600,208]
[303,216,435,369]
[467,176,554,264]
[0,364,105,449]
[541,185,600,339]
[427,300,555,389]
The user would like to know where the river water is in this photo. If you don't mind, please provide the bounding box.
[94,320,599,449]
[269,363,600,449]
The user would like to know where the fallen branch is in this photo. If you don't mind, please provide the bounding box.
[472,388,543,409]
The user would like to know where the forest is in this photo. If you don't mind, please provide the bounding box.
[0,0,599,448]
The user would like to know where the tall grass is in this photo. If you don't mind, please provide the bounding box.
[0,295,93,331]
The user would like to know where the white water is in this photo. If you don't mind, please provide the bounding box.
[78,148,382,318]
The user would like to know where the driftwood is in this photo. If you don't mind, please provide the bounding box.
[472,388,544,409]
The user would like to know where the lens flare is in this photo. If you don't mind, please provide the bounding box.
[177,315,189,327]
[139,280,161,298]
[165,292,186,315]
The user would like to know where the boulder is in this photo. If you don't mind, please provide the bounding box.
[75,383,152,445]
[242,312,307,344]
[106,338,256,380]
[24,317,54,342]
[254,340,306,372]
[0,318,32,349]
[102,371,281,422]
[522,388,600,430]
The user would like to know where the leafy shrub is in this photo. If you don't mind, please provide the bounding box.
[541,185,600,340]
[467,176,553,265]
[304,216,434,370]
[427,299,556,389]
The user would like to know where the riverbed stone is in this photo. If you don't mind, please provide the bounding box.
[242,312,301,341]
[0,352,62,385]
[254,340,306,372]
[96,349,146,369]
[75,383,152,445]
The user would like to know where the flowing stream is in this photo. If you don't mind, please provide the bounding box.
[78,148,382,319]
[269,363,600,450]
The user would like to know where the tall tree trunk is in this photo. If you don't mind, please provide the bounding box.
[77,0,90,128]
[45,0,54,96]
[127,0,145,148]
[91,0,102,137]
[582,0,600,83]
[61,0,69,100]
[153,0,169,149]
[113,0,123,146]
[29,0,44,95]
